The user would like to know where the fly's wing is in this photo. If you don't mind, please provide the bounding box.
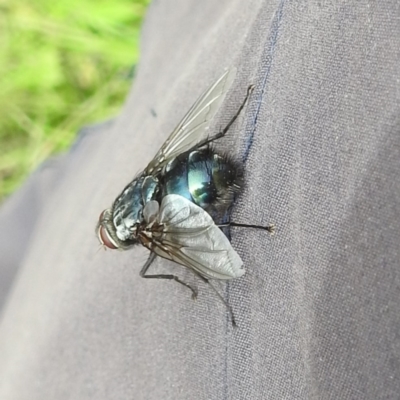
[149,194,244,280]
[145,68,236,174]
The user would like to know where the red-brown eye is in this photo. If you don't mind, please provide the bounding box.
[99,226,118,249]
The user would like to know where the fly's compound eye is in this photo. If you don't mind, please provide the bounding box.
[97,209,118,249]
[98,225,118,249]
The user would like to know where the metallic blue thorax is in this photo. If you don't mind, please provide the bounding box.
[112,175,158,241]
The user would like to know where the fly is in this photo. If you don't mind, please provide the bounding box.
[96,69,274,326]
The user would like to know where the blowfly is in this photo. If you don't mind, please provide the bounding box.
[97,69,273,325]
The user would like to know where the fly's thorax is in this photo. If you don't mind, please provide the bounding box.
[112,175,159,243]
[161,147,243,219]
[142,176,159,203]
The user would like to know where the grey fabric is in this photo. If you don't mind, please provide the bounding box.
[0,1,399,399]
[0,157,63,310]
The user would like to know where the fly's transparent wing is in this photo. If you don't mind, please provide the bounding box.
[146,68,236,174]
[146,194,244,280]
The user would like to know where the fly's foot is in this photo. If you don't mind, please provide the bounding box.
[171,276,197,300]
[191,290,198,301]
[266,224,276,235]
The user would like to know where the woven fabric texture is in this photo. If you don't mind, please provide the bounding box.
[0,1,399,399]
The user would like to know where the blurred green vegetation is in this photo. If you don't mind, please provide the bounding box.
[0,0,149,201]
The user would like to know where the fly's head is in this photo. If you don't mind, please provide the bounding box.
[96,208,137,250]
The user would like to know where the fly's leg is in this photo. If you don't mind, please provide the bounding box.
[190,270,237,328]
[141,247,235,324]
[192,84,255,150]
[140,251,157,272]
[219,221,275,235]
[140,252,198,300]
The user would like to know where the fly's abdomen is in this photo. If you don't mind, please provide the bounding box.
[162,147,242,219]
[162,155,193,202]
[187,150,218,208]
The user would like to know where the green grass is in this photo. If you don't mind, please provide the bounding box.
[0,0,149,201]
